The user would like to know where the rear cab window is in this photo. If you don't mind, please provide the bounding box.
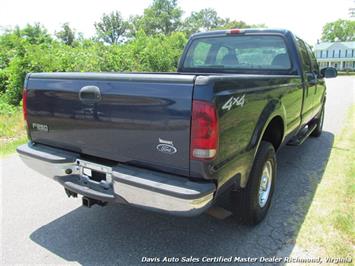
[182,35,292,72]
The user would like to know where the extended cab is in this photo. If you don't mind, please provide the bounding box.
[17,29,337,224]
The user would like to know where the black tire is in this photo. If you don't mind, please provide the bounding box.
[230,141,276,225]
[310,106,324,137]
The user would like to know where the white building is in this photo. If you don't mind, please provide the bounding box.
[314,41,355,71]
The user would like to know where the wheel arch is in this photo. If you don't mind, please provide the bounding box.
[261,116,284,151]
[248,99,286,152]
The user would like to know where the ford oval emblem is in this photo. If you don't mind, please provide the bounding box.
[156,144,177,155]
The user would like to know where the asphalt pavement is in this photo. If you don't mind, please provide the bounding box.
[1,76,354,265]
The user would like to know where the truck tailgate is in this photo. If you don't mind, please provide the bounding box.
[25,73,195,176]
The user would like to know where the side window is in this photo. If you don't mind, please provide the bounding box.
[305,44,320,76]
[297,38,312,73]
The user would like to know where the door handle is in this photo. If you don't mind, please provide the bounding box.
[79,86,102,103]
[306,72,317,85]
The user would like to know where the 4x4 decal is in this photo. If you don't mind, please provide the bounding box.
[222,94,245,111]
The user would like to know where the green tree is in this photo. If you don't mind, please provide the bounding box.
[181,8,266,35]
[321,19,355,42]
[216,19,266,30]
[94,11,128,44]
[131,0,183,36]
[182,8,221,35]
[17,23,52,44]
[126,15,144,37]
[55,23,76,46]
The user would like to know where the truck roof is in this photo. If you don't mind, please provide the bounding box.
[191,28,293,38]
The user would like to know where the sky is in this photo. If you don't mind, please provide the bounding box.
[1,0,354,45]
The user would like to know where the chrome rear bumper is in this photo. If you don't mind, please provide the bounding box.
[17,143,215,216]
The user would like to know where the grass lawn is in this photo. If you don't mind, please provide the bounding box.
[338,71,355,76]
[295,105,355,258]
[0,109,27,156]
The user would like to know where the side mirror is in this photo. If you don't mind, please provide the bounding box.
[321,67,337,78]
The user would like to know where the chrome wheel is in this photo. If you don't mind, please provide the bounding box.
[258,160,273,208]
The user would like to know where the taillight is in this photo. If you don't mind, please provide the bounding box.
[22,89,28,122]
[190,100,218,160]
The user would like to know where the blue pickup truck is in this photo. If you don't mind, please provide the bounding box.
[17,29,336,225]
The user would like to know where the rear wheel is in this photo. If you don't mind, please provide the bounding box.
[310,106,324,137]
[230,141,276,225]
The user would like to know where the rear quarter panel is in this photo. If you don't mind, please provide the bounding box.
[191,75,303,188]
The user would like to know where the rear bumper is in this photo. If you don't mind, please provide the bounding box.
[17,143,216,216]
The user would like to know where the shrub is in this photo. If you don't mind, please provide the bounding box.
[0,97,18,115]
[0,29,188,106]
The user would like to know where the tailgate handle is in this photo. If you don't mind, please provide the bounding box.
[79,86,102,103]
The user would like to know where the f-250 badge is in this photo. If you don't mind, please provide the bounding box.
[32,123,49,132]
[222,94,245,111]
[156,138,177,155]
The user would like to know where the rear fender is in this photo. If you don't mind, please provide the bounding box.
[239,99,285,187]
[248,99,286,152]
